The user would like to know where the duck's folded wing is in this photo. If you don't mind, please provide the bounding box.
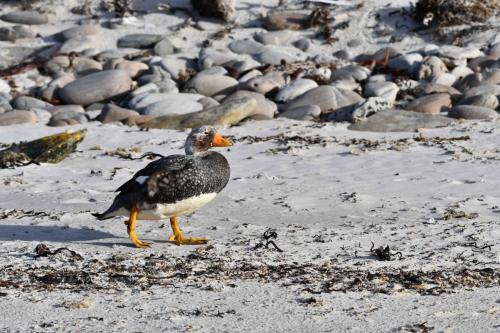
[115,155,190,197]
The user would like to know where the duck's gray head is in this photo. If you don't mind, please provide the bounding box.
[185,126,232,155]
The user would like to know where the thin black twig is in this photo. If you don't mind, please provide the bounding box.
[370,241,402,261]
[254,229,283,252]
[35,243,83,260]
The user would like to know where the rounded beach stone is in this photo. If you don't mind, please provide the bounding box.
[413,83,461,98]
[58,70,133,106]
[255,49,298,65]
[141,96,204,117]
[0,25,36,41]
[388,53,423,74]
[154,38,175,57]
[481,69,500,85]
[0,110,37,125]
[228,39,266,55]
[405,93,451,114]
[104,59,148,78]
[275,79,318,103]
[117,34,164,49]
[458,93,499,110]
[448,105,498,120]
[463,84,500,99]
[332,65,371,82]
[0,11,48,25]
[285,86,363,114]
[0,79,11,94]
[417,56,448,80]
[488,42,500,58]
[278,105,321,121]
[58,36,96,54]
[222,91,276,120]
[56,25,100,41]
[254,30,297,45]
[244,72,286,95]
[293,38,311,52]
[454,73,482,92]
[431,73,457,86]
[12,96,51,110]
[364,81,399,104]
[185,74,239,97]
[98,104,139,123]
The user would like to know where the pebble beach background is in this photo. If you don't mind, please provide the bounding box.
[0,0,499,332]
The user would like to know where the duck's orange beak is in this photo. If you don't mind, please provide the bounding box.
[211,133,233,147]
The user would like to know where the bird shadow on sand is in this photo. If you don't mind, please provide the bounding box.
[0,225,116,243]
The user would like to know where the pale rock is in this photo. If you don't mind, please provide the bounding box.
[285,86,364,114]
[448,105,498,120]
[417,56,448,80]
[58,70,133,106]
[98,104,139,123]
[185,74,239,96]
[364,81,399,104]
[275,79,318,103]
[405,93,452,114]
[222,91,276,120]
[244,72,286,95]
[0,110,37,125]
[278,105,320,121]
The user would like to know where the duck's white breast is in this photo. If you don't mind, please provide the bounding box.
[138,192,218,220]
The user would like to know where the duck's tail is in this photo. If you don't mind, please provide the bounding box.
[92,211,114,220]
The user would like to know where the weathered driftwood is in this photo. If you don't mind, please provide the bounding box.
[0,129,86,168]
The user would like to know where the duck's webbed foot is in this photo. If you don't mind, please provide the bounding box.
[168,216,208,245]
[127,207,151,248]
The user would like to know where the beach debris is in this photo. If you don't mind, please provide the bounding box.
[463,242,493,252]
[443,205,479,220]
[370,242,402,261]
[254,229,284,252]
[0,129,86,168]
[191,0,235,21]
[61,298,92,309]
[34,243,83,260]
[414,0,500,28]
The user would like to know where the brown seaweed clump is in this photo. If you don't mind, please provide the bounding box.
[414,0,500,27]
[191,0,235,21]
[0,129,86,168]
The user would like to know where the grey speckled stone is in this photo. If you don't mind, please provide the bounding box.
[0,25,36,41]
[58,70,133,106]
[0,11,48,25]
[255,49,298,65]
[458,93,499,110]
[117,34,164,49]
[349,110,454,132]
[278,105,320,121]
[56,25,100,42]
[228,39,266,55]
[448,105,498,120]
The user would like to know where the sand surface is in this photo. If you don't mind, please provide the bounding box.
[0,0,499,332]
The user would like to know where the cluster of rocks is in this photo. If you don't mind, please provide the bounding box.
[0,5,499,132]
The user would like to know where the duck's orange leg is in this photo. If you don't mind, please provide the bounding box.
[127,206,151,248]
[168,216,208,245]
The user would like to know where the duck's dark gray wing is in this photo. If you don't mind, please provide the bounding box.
[94,155,191,219]
[115,155,189,196]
